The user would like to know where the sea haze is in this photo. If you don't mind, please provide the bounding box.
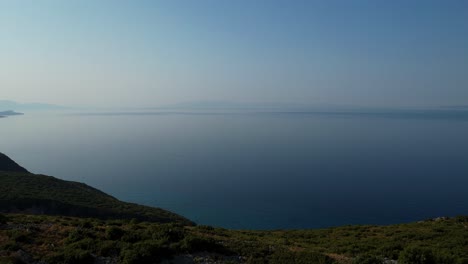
[1,109,468,229]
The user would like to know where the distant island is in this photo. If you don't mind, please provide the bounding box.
[0,152,467,264]
[0,110,23,117]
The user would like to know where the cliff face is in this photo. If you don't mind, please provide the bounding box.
[0,153,29,173]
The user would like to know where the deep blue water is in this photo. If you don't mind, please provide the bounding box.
[1,110,468,229]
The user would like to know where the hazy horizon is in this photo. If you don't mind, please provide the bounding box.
[2,0,468,108]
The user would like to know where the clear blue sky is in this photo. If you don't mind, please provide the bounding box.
[1,0,467,107]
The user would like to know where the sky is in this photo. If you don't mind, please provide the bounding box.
[1,0,468,108]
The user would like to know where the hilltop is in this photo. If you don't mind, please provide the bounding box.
[0,153,29,173]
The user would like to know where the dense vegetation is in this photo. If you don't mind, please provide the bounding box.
[0,214,467,264]
[1,153,467,263]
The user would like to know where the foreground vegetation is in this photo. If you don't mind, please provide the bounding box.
[1,153,467,263]
[0,214,467,264]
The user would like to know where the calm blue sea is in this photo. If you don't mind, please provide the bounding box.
[1,109,468,229]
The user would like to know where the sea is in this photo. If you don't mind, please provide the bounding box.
[1,108,468,229]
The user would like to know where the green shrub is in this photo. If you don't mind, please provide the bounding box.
[197,225,215,231]
[0,256,23,264]
[48,248,94,264]
[353,254,384,264]
[0,214,8,224]
[269,250,334,264]
[179,235,225,253]
[433,251,458,264]
[399,246,435,264]
[120,240,171,264]
[246,256,268,264]
[98,240,122,256]
[1,241,21,251]
[121,230,144,243]
[379,243,403,259]
[151,224,185,243]
[130,218,140,225]
[454,216,468,223]
[67,238,96,251]
[61,248,94,264]
[67,228,95,243]
[106,226,125,240]
[7,230,29,243]
[80,220,94,229]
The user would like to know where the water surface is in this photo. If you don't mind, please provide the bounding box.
[1,110,468,229]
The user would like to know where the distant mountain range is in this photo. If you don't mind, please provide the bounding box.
[0,100,67,111]
[161,101,350,110]
[441,105,468,110]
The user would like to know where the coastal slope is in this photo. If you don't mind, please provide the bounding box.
[0,153,192,225]
[0,153,29,173]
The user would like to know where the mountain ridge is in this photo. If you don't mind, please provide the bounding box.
[0,100,67,111]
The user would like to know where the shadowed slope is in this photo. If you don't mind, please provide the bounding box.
[0,152,29,173]
[0,153,193,225]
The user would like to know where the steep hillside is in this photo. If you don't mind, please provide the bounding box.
[0,153,192,225]
[0,153,29,173]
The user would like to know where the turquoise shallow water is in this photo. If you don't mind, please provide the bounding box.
[2,110,468,229]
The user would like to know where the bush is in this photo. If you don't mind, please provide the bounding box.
[353,254,384,264]
[379,243,403,259]
[399,246,435,264]
[121,240,171,264]
[49,248,94,264]
[67,238,96,251]
[454,216,468,223]
[63,249,94,264]
[67,228,95,243]
[0,256,24,264]
[179,235,226,253]
[98,240,122,256]
[0,214,8,224]
[1,241,21,251]
[121,230,144,243]
[80,220,94,229]
[106,226,125,240]
[269,250,334,264]
[151,224,185,243]
[7,230,29,243]
[433,251,458,264]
